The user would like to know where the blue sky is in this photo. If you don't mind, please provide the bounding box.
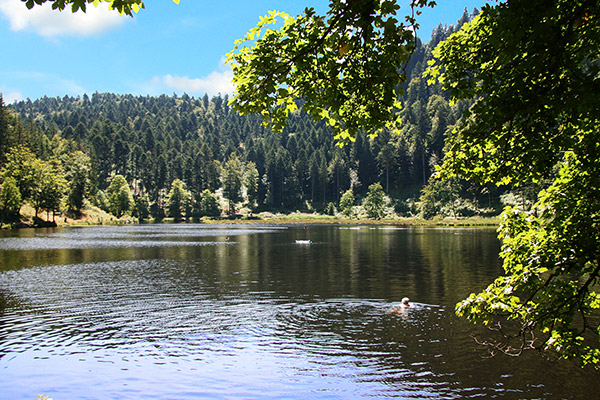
[0,0,491,103]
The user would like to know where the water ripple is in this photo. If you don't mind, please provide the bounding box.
[0,224,283,251]
[1,226,596,400]
[0,260,456,398]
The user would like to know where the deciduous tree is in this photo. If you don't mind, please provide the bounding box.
[227,0,436,145]
[21,0,178,16]
[363,182,386,219]
[107,174,133,217]
[0,177,22,220]
[30,159,67,220]
[1,146,39,202]
[199,189,220,218]
[339,188,355,217]
[221,154,243,215]
[166,178,191,222]
[428,0,600,365]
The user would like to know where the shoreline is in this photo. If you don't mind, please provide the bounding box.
[199,214,499,227]
[4,206,500,229]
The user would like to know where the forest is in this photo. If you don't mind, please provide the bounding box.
[0,9,524,225]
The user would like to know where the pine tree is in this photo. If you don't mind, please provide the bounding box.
[0,94,10,162]
[244,161,259,214]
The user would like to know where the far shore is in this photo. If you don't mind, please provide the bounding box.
[3,205,500,229]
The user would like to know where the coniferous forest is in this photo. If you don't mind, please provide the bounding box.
[0,10,526,224]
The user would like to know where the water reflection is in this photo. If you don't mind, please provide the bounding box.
[0,224,598,399]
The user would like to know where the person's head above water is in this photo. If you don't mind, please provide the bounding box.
[401,297,410,306]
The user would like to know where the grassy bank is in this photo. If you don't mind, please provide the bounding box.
[2,204,136,229]
[4,206,500,229]
[200,212,500,227]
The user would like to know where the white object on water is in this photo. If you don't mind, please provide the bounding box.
[295,240,312,244]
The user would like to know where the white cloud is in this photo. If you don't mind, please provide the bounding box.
[149,65,235,97]
[1,88,24,103]
[1,71,86,101]
[0,0,126,37]
[52,76,87,94]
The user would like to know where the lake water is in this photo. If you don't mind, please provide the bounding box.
[0,224,598,399]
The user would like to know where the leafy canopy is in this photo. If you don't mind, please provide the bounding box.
[227,0,435,145]
[428,0,600,365]
[0,177,22,217]
[427,0,600,185]
[363,182,386,219]
[166,179,191,221]
[200,189,220,218]
[22,0,179,16]
[339,188,355,217]
[221,154,243,215]
[107,174,133,217]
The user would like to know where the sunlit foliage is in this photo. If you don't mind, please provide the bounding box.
[429,0,600,365]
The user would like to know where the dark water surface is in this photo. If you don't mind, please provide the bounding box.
[0,224,598,399]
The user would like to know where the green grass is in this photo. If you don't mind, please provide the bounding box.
[200,212,500,227]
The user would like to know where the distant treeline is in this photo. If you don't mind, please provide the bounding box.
[0,10,537,222]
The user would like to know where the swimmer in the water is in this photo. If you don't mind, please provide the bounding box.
[390,297,410,314]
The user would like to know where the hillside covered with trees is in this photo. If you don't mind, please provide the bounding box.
[0,10,520,225]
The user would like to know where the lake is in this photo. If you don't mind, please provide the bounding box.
[0,224,598,399]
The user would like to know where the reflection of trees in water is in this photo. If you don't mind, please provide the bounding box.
[202,226,503,306]
[414,228,502,305]
[333,227,502,306]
